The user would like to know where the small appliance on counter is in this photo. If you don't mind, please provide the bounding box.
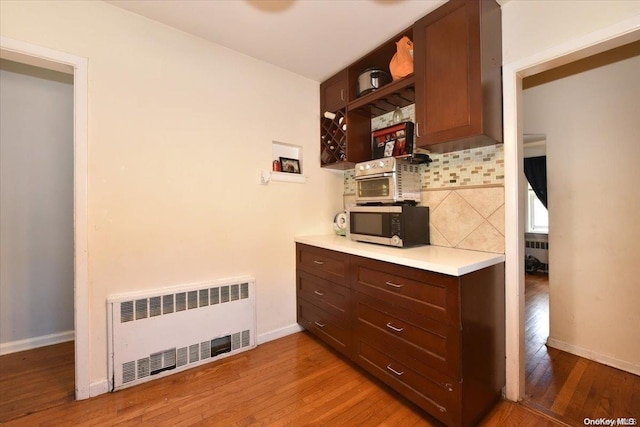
[332,211,348,236]
[354,157,421,205]
[347,205,430,248]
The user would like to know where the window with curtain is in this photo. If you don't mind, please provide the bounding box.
[524,156,548,233]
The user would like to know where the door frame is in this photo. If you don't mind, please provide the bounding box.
[502,17,640,401]
[0,36,90,400]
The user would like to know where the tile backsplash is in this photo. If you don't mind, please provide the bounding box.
[342,105,505,254]
[424,186,505,253]
[343,143,504,194]
[343,186,505,254]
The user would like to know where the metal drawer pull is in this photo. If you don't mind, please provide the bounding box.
[386,364,404,376]
[313,260,325,265]
[386,322,404,333]
[313,290,325,296]
[385,281,403,289]
[314,321,326,328]
[445,383,453,392]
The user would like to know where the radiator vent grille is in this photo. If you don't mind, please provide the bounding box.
[121,301,133,323]
[221,286,230,303]
[109,277,256,391]
[199,289,209,307]
[176,292,186,312]
[123,361,136,383]
[177,347,188,367]
[137,357,150,379]
[526,240,549,250]
[163,295,174,314]
[120,330,252,386]
[116,282,251,324]
[188,291,198,310]
[150,297,161,317]
[135,299,148,320]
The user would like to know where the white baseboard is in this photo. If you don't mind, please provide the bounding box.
[257,323,303,345]
[89,379,110,398]
[546,337,640,376]
[0,330,74,355]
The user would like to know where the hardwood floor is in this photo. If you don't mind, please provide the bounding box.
[524,272,640,426]
[2,285,638,427]
[0,340,74,422]
[1,333,563,427]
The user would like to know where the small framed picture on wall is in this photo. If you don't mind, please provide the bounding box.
[279,157,301,174]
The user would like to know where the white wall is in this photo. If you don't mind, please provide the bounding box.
[501,0,640,65]
[0,0,343,386]
[523,53,640,372]
[0,60,74,350]
[501,0,640,399]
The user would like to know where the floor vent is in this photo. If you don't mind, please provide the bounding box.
[107,276,256,391]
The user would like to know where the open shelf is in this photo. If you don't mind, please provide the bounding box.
[348,74,416,117]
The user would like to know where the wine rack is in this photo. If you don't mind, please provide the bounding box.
[320,109,347,166]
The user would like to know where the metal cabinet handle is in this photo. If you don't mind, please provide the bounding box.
[340,89,345,101]
[416,122,421,138]
[313,290,325,296]
[445,383,453,392]
[314,321,326,328]
[386,364,404,376]
[313,260,325,265]
[386,322,404,333]
[385,281,403,289]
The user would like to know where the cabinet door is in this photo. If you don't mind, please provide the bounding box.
[297,297,351,357]
[320,69,348,114]
[414,0,501,148]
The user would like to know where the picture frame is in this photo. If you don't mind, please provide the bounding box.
[279,157,301,174]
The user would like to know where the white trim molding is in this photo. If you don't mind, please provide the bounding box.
[547,338,640,377]
[0,331,75,356]
[0,36,90,400]
[257,324,304,345]
[502,15,640,402]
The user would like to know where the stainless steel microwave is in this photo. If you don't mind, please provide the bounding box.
[347,205,430,248]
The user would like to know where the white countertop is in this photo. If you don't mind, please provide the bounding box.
[295,234,505,277]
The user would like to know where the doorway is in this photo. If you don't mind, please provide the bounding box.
[503,21,640,402]
[0,37,89,400]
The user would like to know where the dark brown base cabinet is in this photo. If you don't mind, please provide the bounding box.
[296,243,505,427]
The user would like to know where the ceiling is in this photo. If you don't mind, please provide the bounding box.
[105,0,445,82]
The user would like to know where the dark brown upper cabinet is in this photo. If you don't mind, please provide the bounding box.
[318,0,502,168]
[413,0,502,152]
[320,69,348,114]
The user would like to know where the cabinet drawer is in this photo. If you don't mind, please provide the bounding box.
[354,292,460,379]
[351,256,459,325]
[297,270,349,321]
[296,244,349,286]
[297,298,351,357]
[354,339,460,426]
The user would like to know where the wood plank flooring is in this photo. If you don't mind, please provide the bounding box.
[524,272,640,426]
[1,332,563,426]
[2,278,638,426]
[0,340,75,422]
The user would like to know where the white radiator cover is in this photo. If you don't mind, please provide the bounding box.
[107,276,256,391]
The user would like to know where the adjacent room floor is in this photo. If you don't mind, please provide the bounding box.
[523,272,640,425]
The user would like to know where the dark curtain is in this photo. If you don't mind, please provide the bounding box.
[524,156,548,208]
